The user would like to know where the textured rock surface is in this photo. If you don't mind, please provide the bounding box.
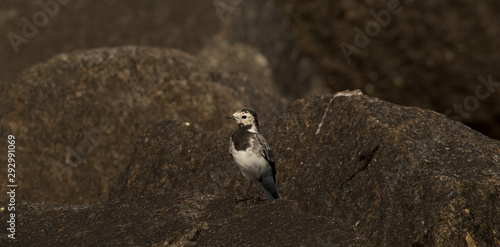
[0,193,368,246]
[0,46,285,204]
[269,94,499,246]
[112,94,499,246]
[0,0,220,81]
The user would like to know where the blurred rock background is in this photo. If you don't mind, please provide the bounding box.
[2,0,500,138]
[0,0,498,198]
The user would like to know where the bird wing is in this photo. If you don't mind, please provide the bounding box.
[255,133,277,182]
[255,133,273,163]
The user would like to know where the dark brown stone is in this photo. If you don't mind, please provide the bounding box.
[0,46,285,204]
[0,194,367,246]
[113,93,499,246]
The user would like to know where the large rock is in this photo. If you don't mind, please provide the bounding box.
[0,0,221,81]
[273,0,500,139]
[0,193,368,246]
[113,93,499,246]
[0,46,285,204]
[198,36,279,98]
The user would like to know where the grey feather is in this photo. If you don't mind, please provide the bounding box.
[261,175,281,199]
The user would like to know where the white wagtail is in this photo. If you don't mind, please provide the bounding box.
[225,109,281,200]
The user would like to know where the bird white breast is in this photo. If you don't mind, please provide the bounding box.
[229,140,271,182]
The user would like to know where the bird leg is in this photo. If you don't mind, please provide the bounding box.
[244,181,253,199]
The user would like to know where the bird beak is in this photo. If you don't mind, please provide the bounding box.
[225,115,235,120]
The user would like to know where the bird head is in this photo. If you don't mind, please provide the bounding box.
[225,109,259,129]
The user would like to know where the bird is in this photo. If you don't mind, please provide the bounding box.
[225,109,281,200]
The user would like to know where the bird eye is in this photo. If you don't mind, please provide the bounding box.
[242,116,247,119]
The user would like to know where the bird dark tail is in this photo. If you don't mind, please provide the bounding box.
[261,176,281,199]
